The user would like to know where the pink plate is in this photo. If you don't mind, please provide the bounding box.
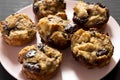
[0,1,120,80]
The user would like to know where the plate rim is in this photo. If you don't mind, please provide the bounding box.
[0,1,120,80]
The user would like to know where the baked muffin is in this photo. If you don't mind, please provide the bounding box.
[0,13,36,46]
[33,0,66,20]
[71,29,114,68]
[37,14,72,49]
[18,43,62,80]
[73,1,109,30]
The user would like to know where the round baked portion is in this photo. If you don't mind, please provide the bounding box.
[37,14,72,49]
[73,1,109,30]
[71,29,114,68]
[0,13,36,46]
[33,0,66,20]
[18,44,62,80]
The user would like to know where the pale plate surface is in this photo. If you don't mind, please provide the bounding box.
[0,1,120,80]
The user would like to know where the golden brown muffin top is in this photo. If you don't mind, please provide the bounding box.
[37,15,70,41]
[74,1,109,27]
[71,29,114,67]
[0,13,36,38]
[33,0,66,17]
[18,44,62,74]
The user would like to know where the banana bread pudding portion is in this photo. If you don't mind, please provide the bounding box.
[18,44,62,80]
[37,14,72,49]
[33,0,66,20]
[73,1,109,30]
[0,13,36,46]
[71,29,114,68]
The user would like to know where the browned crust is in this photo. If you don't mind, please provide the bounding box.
[2,34,36,46]
[22,64,60,80]
[33,1,66,20]
[71,51,112,69]
[73,2,110,31]
[73,14,109,31]
[41,33,71,50]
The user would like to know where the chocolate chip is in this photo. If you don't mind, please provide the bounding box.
[89,30,97,37]
[13,27,18,31]
[33,5,39,14]
[46,34,53,43]
[96,49,108,56]
[59,0,64,3]
[37,43,45,52]
[87,9,91,15]
[73,13,88,25]
[62,33,69,39]
[3,22,18,36]
[30,25,35,28]
[25,50,37,58]
[55,56,58,60]
[65,22,80,34]
[46,33,70,49]
[3,24,10,36]
[48,17,53,21]
[24,62,41,72]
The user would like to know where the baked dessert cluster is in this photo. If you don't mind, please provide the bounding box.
[73,1,109,30]
[18,44,62,80]
[0,0,114,80]
[0,13,36,46]
[33,0,66,19]
[71,29,114,68]
[70,1,112,68]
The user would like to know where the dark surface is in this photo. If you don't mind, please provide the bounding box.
[0,0,120,80]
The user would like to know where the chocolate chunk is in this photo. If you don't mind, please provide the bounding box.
[62,33,69,39]
[25,50,37,58]
[33,5,39,14]
[48,17,53,22]
[73,13,88,25]
[65,22,80,34]
[46,33,70,49]
[37,43,45,52]
[13,27,18,31]
[90,30,97,37]
[96,49,108,56]
[59,0,64,2]
[3,24,10,36]
[3,22,18,36]
[46,34,53,44]
[87,9,91,15]
[24,62,41,72]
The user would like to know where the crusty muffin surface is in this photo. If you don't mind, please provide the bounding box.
[18,44,62,80]
[37,14,71,49]
[0,13,36,46]
[71,29,114,68]
[73,1,109,30]
[33,0,66,19]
